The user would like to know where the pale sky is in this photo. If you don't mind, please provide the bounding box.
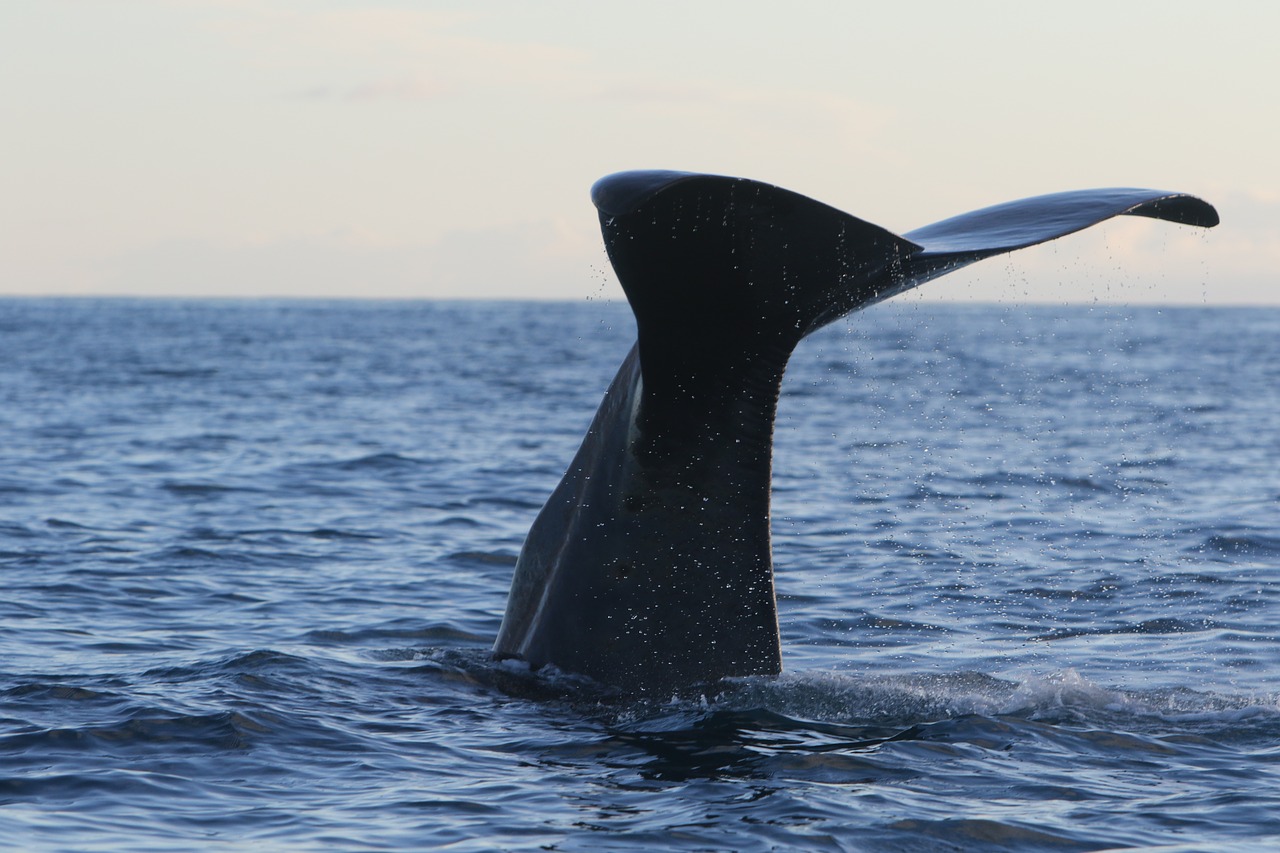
[3,1,1277,303]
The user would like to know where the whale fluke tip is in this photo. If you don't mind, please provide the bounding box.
[1127,193,1220,229]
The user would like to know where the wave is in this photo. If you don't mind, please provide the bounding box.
[312,452,434,472]
[1195,534,1280,559]
[422,650,1280,736]
[1032,618,1219,641]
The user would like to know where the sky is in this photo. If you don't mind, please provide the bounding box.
[3,1,1277,304]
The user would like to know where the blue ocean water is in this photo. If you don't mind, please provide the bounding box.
[1,297,1278,852]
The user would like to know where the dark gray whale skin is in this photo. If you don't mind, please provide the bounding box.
[493,171,1218,694]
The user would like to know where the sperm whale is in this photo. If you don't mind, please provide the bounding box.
[493,170,1218,694]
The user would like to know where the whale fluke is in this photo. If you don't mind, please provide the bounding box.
[900,187,1219,291]
[493,171,1217,694]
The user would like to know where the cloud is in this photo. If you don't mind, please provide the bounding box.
[292,75,449,103]
[197,3,586,98]
[25,186,1279,305]
[593,80,890,132]
[102,219,611,300]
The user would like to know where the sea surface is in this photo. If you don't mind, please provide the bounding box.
[1,298,1278,852]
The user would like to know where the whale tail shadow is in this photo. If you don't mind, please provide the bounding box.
[494,171,1218,693]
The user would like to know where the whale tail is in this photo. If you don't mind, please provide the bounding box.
[493,171,1217,693]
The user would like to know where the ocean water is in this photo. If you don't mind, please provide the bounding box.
[1,297,1278,852]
